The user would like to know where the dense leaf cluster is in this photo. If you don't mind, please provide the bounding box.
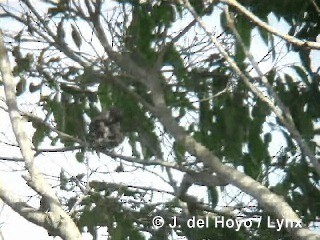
[1,0,320,239]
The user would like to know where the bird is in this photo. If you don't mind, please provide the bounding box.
[89,107,124,149]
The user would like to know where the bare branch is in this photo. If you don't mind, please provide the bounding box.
[153,1,320,239]
[77,7,318,238]
[224,8,320,176]
[0,30,82,240]
[221,0,320,50]
[0,181,48,227]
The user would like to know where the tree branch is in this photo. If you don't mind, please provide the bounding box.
[180,1,320,239]
[220,0,320,50]
[0,181,51,227]
[223,8,320,176]
[0,30,82,240]
[89,1,320,238]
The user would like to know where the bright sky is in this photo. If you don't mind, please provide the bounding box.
[0,1,320,240]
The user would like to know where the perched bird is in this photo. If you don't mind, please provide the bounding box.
[89,107,124,149]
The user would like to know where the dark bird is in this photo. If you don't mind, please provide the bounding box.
[89,107,124,149]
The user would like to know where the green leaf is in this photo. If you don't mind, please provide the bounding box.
[220,11,229,32]
[153,2,175,26]
[207,187,218,208]
[32,123,48,148]
[60,169,68,190]
[264,132,272,144]
[236,15,252,48]
[29,82,42,93]
[75,151,85,163]
[173,142,186,164]
[257,26,269,46]
[235,15,252,63]
[71,24,82,49]
[243,154,260,179]
[16,77,27,96]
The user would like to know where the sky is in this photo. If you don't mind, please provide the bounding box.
[0,1,320,240]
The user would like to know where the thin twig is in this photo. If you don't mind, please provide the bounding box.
[0,30,82,239]
[225,7,320,176]
[220,0,320,50]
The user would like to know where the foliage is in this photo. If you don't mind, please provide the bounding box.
[1,0,320,239]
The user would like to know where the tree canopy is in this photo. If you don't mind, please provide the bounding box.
[0,0,320,239]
